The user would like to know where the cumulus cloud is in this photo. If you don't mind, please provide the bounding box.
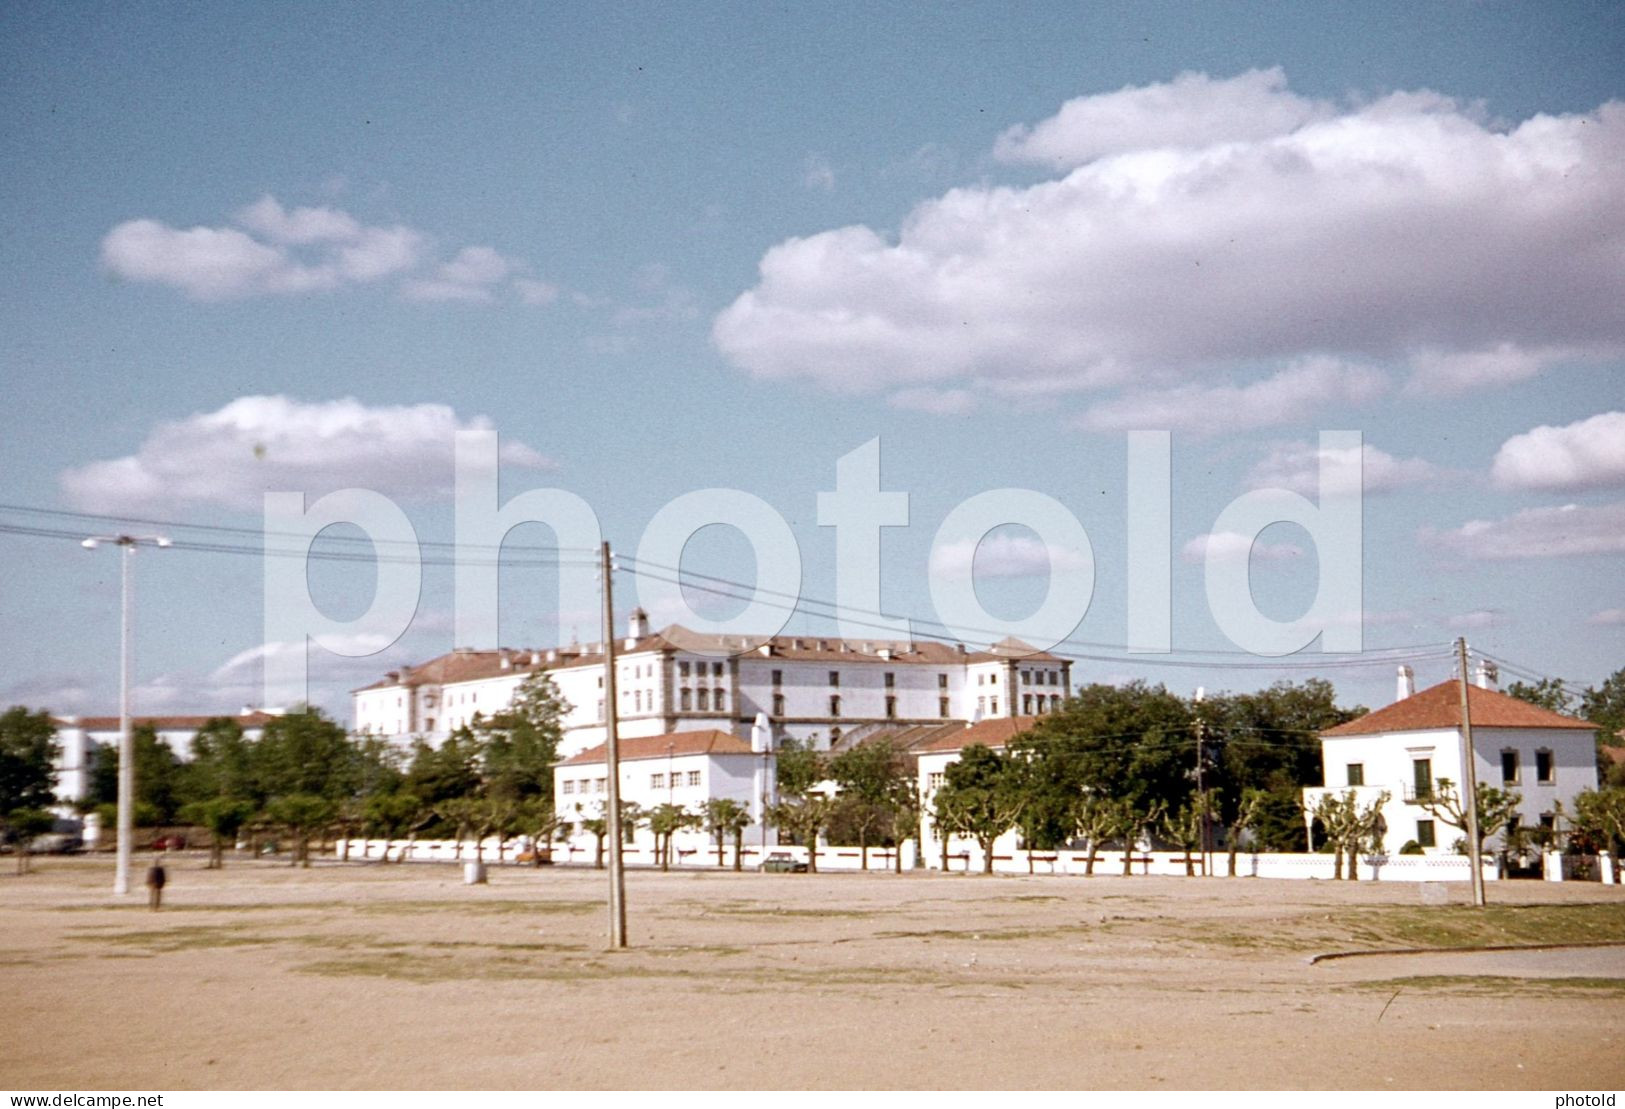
[994,67,1329,168]
[715,77,1625,410]
[1446,609,1505,631]
[1080,359,1386,434]
[1181,531,1304,565]
[930,533,1091,581]
[1491,411,1625,493]
[1589,608,1625,626]
[1247,439,1441,497]
[1425,501,1625,560]
[60,395,554,513]
[102,194,557,305]
[1404,342,1575,395]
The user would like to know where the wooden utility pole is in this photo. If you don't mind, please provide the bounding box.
[601,541,628,947]
[1455,637,1487,908]
[1194,687,1211,876]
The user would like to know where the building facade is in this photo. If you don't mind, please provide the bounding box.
[51,709,277,803]
[352,608,1072,758]
[1303,665,1599,856]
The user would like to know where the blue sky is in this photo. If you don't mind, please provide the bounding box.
[3,2,1623,722]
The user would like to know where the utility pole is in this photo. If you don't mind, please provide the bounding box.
[1455,637,1487,908]
[601,541,628,948]
[1194,686,1210,876]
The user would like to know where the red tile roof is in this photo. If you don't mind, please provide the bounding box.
[1322,680,1599,737]
[53,712,278,732]
[915,716,1041,754]
[558,728,755,766]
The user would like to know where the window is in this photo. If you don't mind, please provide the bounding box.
[927,771,944,791]
[1416,819,1436,848]
[595,778,607,793]
[1536,749,1554,784]
[977,696,986,714]
[650,773,665,789]
[830,727,843,744]
[1501,750,1520,784]
[990,697,999,715]
[1023,694,1033,715]
[884,672,895,689]
[426,717,435,731]
[938,673,948,690]
[562,780,574,795]
[680,661,690,677]
[712,662,724,677]
[597,675,604,688]
[714,689,726,713]
[687,770,701,787]
[1412,758,1432,801]
[829,695,842,717]
[990,672,998,685]
[1022,670,1031,686]
[885,696,897,719]
[978,674,985,686]
[939,697,950,718]
[680,689,692,711]
[771,669,783,687]
[1347,763,1364,787]
[634,691,643,712]
[772,694,785,716]
[698,688,710,711]
[1050,695,1061,710]
[829,670,840,687]
[596,699,605,721]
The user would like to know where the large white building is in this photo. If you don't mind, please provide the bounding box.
[1303,664,1599,856]
[51,709,278,803]
[352,609,1072,757]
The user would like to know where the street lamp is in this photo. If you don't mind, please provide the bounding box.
[81,534,170,895]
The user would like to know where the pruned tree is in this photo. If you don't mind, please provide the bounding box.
[264,793,336,867]
[177,798,255,869]
[5,808,55,874]
[702,797,751,869]
[647,802,696,872]
[1419,779,1521,856]
[1224,788,1267,877]
[884,775,922,874]
[1314,790,1389,880]
[932,745,1024,875]
[1071,794,1119,877]
[768,794,835,873]
[518,797,564,866]
[1162,791,1214,877]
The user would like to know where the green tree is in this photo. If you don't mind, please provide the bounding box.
[1315,790,1390,880]
[702,797,751,869]
[933,745,1024,875]
[884,774,922,874]
[477,673,569,804]
[180,717,258,807]
[177,798,255,868]
[1419,779,1522,856]
[0,707,60,814]
[5,807,56,874]
[256,707,359,801]
[404,730,482,814]
[1507,678,1575,714]
[1223,788,1268,877]
[264,793,336,867]
[518,797,564,866]
[1019,682,1196,817]
[774,738,827,797]
[131,725,183,825]
[647,802,696,871]
[1573,788,1625,860]
[1071,794,1119,877]
[830,739,908,869]
[768,794,834,872]
[1162,791,1215,876]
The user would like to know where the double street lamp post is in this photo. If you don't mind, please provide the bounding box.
[81,534,170,896]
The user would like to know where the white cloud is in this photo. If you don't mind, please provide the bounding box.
[401,246,520,302]
[888,387,976,416]
[803,154,836,192]
[515,278,560,306]
[1247,440,1441,497]
[1181,531,1304,565]
[715,79,1625,409]
[1079,359,1386,435]
[102,198,423,299]
[930,533,1091,581]
[1491,411,1625,493]
[1589,608,1625,626]
[1404,342,1575,395]
[1425,501,1625,560]
[994,67,1329,168]
[60,395,554,513]
[1446,609,1504,631]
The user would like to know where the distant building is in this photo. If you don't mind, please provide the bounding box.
[916,716,1041,869]
[352,608,1072,758]
[1303,663,1599,855]
[50,709,278,802]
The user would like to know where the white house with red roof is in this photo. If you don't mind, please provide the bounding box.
[1303,664,1599,857]
[352,608,1071,758]
[51,709,278,803]
[916,716,1041,870]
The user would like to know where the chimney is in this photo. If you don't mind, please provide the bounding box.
[529,651,542,666]
[628,607,650,640]
[499,653,512,670]
[1474,660,1499,692]
[1396,665,1415,702]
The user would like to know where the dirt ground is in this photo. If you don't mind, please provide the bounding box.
[3,855,1623,1090]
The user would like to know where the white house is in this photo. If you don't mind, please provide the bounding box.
[1303,664,1599,856]
[51,709,278,803]
[551,722,776,864]
[353,608,1072,758]
[916,716,1040,870]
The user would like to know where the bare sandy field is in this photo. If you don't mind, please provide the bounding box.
[3,856,1623,1090]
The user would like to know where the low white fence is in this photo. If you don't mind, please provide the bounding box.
[334,836,920,872]
[922,846,1505,882]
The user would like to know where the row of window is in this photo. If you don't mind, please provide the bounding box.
[1022,694,1065,715]
[679,661,726,678]
[678,688,727,712]
[560,777,609,795]
[1346,750,1557,790]
[1020,670,1061,686]
[650,770,703,789]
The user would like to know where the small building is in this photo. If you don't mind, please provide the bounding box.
[916,716,1040,869]
[1304,664,1599,856]
[51,709,278,803]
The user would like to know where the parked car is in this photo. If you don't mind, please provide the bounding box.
[29,832,84,855]
[758,852,808,873]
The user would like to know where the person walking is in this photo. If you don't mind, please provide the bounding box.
[145,859,166,911]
